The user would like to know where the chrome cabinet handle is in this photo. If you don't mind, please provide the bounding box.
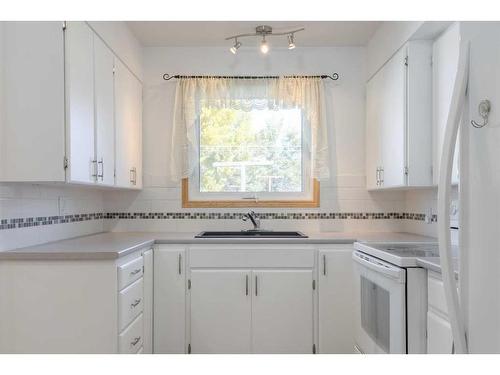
[130,167,137,185]
[323,254,326,276]
[131,337,141,346]
[376,167,380,186]
[97,158,104,180]
[245,275,249,296]
[91,159,98,179]
[178,253,182,275]
[130,268,141,276]
[255,275,258,296]
[380,167,384,185]
[131,298,141,308]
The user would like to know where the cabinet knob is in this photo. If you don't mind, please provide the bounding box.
[130,298,141,308]
[131,337,141,346]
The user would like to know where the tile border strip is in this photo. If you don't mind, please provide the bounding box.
[0,212,438,231]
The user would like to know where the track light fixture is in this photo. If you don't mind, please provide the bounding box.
[260,35,269,54]
[226,25,304,55]
[230,38,241,54]
[287,34,296,50]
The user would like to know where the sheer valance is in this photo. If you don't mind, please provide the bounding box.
[170,77,329,181]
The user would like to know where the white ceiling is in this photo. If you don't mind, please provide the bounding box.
[127,21,382,47]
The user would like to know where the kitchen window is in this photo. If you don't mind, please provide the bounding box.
[171,77,328,207]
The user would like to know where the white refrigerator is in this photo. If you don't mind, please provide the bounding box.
[439,21,500,354]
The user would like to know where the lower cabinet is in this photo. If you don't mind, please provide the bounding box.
[189,268,314,354]
[426,270,455,353]
[252,270,314,353]
[318,247,356,353]
[186,245,316,354]
[190,270,252,353]
[153,246,186,353]
[0,246,153,353]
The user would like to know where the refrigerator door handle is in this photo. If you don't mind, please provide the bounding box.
[437,40,470,354]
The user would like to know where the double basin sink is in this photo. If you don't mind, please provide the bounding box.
[195,230,308,238]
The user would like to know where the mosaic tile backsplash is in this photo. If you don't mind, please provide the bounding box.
[0,211,438,231]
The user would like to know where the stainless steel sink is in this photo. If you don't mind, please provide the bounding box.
[195,230,308,238]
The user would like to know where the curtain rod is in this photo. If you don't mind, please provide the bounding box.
[162,73,339,81]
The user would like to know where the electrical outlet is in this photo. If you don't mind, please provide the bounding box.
[425,207,432,224]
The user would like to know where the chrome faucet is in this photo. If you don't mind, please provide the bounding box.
[243,211,261,231]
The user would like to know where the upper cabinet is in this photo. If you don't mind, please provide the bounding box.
[432,23,460,186]
[115,59,143,189]
[0,21,142,189]
[366,40,433,190]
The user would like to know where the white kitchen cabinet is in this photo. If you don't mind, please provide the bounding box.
[0,246,152,353]
[366,40,433,189]
[186,245,316,354]
[318,248,356,353]
[252,270,314,353]
[427,310,453,354]
[0,21,66,182]
[93,34,116,186]
[426,270,455,354]
[115,58,143,189]
[153,246,186,353]
[65,21,95,184]
[432,22,460,185]
[142,248,154,354]
[0,21,142,189]
[190,269,252,354]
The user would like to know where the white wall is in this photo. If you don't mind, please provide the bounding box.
[104,46,407,233]
[366,21,423,80]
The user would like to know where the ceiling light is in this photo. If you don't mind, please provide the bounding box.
[225,25,304,55]
[287,34,296,50]
[230,39,241,54]
[260,36,269,54]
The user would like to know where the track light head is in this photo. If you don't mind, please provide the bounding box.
[287,34,296,50]
[230,39,242,54]
[260,36,269,54]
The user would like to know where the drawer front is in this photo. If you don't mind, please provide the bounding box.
[119,313,144,354]
[189,247,315,268]
[427,272,448,316]
[118,256,144,290]
[119,278,144,331]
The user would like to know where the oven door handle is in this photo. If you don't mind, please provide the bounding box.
[352,251,404,281]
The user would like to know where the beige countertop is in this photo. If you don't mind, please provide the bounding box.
[416,256,460,279]
[0,231,437,261]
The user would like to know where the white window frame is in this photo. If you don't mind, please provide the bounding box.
[187,109,315,203]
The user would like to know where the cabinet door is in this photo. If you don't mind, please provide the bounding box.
[65,21,95,184]
[318,249,356,353]
[154,247,186,353]
[142,248,153,354]
[366,71,382,190]
[379,47,407,188]
[432,23,461,185]
[252,270,314,353]
[93,35,115,186]
[115,59,142,188]
[190,269,251,353]
[427,310,453,354]
[1,21,66,182]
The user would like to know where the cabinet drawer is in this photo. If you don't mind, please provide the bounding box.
[119,278,144,331]
[118,256,143,290]
[119,314,143,354]
[189,246,315,268]
[427,272,448,316]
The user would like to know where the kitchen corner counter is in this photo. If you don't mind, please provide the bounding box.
[0,231,437,261]
[416,256,459,279]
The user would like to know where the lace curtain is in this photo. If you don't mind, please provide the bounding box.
[170,77,329,181]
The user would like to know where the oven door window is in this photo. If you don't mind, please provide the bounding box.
[360,276,390,353]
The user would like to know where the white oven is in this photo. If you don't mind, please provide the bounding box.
[352,246,428,354]
[352,250,407,354]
